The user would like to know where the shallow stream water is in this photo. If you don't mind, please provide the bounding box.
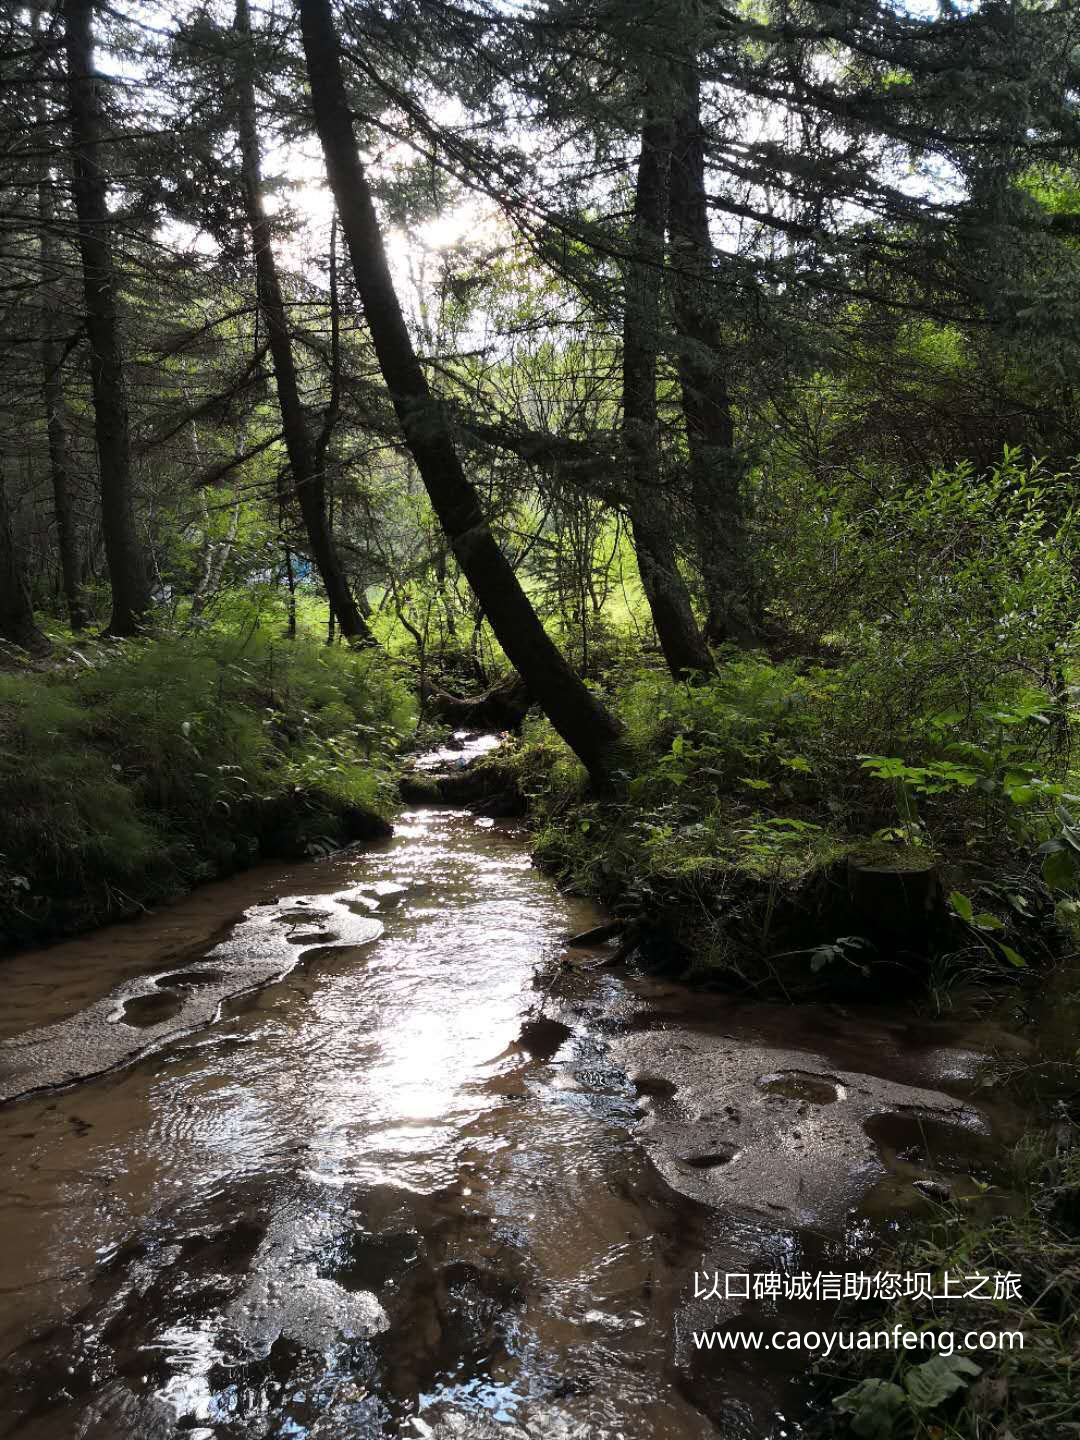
[0,745,1030,1439]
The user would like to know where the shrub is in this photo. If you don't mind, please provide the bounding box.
[0,611,415,945]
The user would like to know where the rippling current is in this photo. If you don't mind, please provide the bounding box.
[0,805,730,1440]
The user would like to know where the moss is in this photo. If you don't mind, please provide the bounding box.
[847,840,938,872]
[398,771,443,803]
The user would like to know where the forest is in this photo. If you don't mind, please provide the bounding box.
[0,0,1079,1436]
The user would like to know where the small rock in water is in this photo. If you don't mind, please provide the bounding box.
[912,1179,951,1202]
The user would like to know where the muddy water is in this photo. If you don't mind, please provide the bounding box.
[0,779,1024,1438]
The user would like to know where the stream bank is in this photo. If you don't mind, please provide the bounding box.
[0,632,412,951]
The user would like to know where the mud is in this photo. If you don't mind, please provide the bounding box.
[0,891,383,1103]
[617,1030,987,1224]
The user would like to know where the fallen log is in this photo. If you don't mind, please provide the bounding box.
[566,920,626,947]
[421,675,531,730]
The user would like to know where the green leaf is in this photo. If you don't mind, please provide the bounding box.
[833,1378,907,1438]
[949,890,974,923]
[972,912,1003,931]
[1042,846,1078,891]
[904,1354,981,1411]
[1005,784,1036,805]
[997,943,1027,968]
[859,755,914,780]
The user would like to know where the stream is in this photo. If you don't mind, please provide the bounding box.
[0,738,1031,1439]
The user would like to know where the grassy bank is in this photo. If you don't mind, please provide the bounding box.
[0,602,415,948]
[809,1142,1080,1438]
[491,650,1077,994]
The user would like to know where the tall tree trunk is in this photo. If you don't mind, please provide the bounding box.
[64,0,149,636]
[321,214,341,646]
[233,0,373,644]
[37,186,87,632]
[623,114,713,678]
[669,69,757,646]
[284,546,298,639]
[434,547,459,644]
[275,458,299,642]
[190,493,240,620]
[0,468,48,654]
[33,9,85,632]
[298,0,626,788]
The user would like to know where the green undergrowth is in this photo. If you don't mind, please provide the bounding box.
[505,651,1078,992]
[0,605,415,947]
[810,1141,1080,1439]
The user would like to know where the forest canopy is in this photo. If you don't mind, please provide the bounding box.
[0,0,1078,839]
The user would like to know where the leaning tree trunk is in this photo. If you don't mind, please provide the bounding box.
[234,0,373,644]
[0,469,48,654]
[33,9,85,632]
[623,113,712,678]
[669,68,757,647]
[298,0,626,789]
[65,0,149,636]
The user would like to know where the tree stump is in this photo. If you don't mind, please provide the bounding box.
[846,848,942,941]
